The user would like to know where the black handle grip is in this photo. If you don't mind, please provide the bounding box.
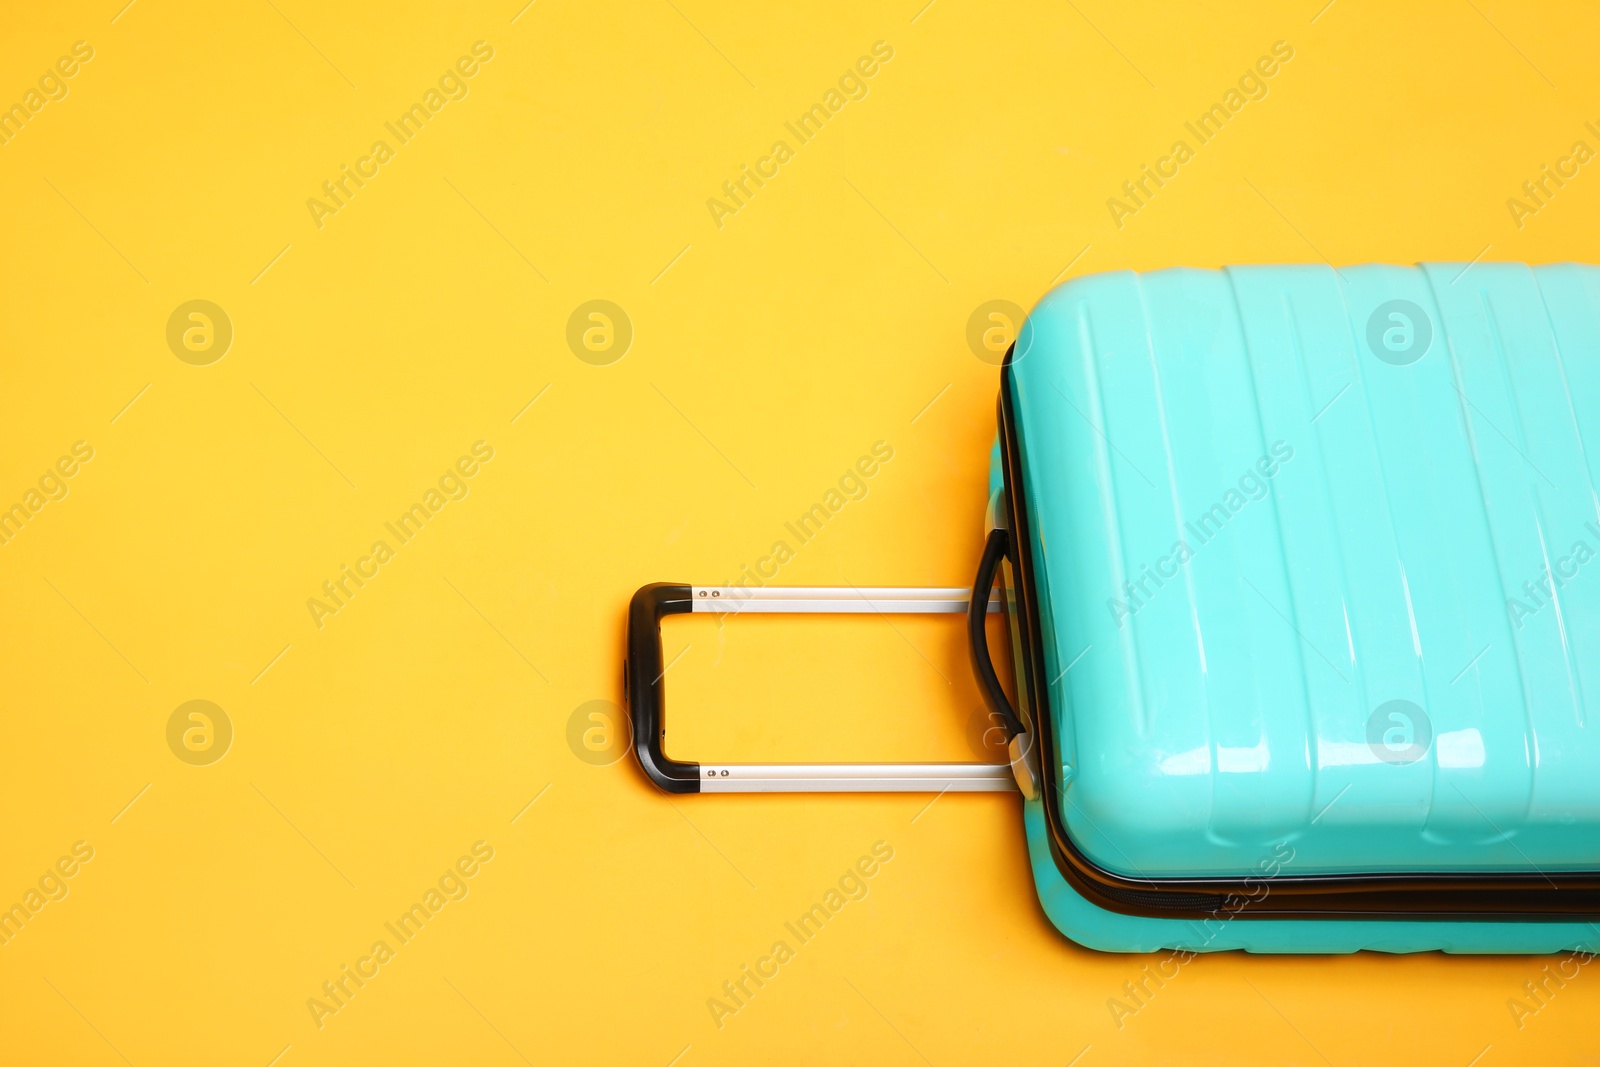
[969,528,1024,740]
[625,583,701,793]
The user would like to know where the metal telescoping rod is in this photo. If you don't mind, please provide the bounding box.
[691,586,1001,614]
[684,585,1017,793]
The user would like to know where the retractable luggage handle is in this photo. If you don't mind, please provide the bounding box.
[624,532,1032,794]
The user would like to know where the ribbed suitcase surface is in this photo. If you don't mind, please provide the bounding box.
[1011,263,1600,878]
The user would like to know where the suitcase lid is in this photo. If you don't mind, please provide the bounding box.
[1009,263,1600,878]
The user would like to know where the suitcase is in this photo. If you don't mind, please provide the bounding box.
[626,262,1600,953]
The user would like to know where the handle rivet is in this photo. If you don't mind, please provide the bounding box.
[720,770,729,776]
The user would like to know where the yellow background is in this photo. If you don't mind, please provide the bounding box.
[1,0,1597,1063]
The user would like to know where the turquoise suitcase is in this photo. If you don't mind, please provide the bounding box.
[627,262,1600,953]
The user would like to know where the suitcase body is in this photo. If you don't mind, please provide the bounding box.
[998,263,1600,951]
[627,262,1600,953]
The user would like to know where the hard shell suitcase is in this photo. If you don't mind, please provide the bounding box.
[627,262,1600,953]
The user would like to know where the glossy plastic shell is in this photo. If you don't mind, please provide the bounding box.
[1008,264,1600,885]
